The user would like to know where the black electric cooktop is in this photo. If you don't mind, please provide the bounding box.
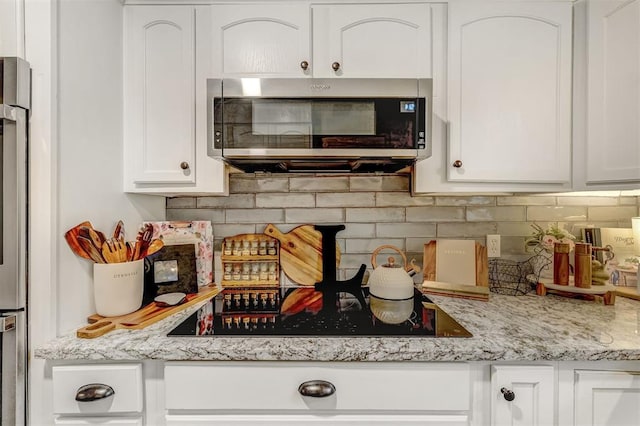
[168,286,472,338]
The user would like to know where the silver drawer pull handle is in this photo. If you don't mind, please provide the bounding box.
[75,383,115,402]
[298,380,336,398]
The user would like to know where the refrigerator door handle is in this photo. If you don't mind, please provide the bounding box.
[0,105,18,121]
[0,315,16,332]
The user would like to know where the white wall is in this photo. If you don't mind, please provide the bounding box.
[27,1,165,422]
[55,0,165,334]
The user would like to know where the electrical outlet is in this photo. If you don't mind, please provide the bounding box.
[487,234,501,258]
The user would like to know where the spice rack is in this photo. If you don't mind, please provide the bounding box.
[221,234,280,287]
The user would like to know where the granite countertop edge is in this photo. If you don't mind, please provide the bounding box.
[34,291,640,362]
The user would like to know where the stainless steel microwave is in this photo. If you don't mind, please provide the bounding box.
[207,78,432,173]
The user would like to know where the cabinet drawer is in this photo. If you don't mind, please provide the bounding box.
[165,362,470,412]
[55,417,143,426]
[52,364,143,415]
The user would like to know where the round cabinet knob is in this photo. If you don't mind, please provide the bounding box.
[452,160,463,168]
[298,380,336,398]
[75,383,115,402]
[300,60,309,71]
[501,387,515,402]
[180,162,190,170]
[331,62,341,71]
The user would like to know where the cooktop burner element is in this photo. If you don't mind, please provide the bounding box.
[167,286,472,338]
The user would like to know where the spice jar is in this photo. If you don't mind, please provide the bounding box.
[574,243,592,288]
[258,239,267,256]
[223,240,232,256]
[553,242,570,285]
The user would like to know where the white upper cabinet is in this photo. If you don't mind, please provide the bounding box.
[448,1,572,184]
[124,6,227,195]
[574,0,640,189]
[311,3,431,78]
[210,3,431,78]
[0,0,24,58]
[210,4,311,77]
[414,1,573,193]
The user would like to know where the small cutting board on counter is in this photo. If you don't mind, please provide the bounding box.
[422,240,489,301]
[77,284,220,339]
[264,223,341,286]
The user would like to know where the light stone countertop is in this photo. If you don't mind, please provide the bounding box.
[34,291,640,362]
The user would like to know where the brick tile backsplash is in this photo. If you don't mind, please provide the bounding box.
[167,174,640,277]
[317,192,375,207]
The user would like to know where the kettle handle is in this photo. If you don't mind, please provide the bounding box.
[371,245,407,269]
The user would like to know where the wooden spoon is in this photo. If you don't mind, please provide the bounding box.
[102,239,128,263]
[77,236,106,263]
[64,221,93,260]
[142,239,164,258]
[113,220,125,241]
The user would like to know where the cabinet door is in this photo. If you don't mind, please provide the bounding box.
[312,4,431,78]
[447,1,572,184]
[210,5,310,77]
[491,365,554,426]
[575,370,640,426]
[124,6,196,185]
[585,0,640,184]
[55,418,142,426]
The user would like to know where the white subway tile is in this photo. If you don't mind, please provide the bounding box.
[290,176,349,192]
[346,207,405,222]
[225,209,284,223]
[406,206,465,222]
[256,193,315,208]
[467,206,526,222]
[166,197,196,208]
[377,223,436,238]
[285,208,344,223]
[317,192,375,207]
[527,206,588,221]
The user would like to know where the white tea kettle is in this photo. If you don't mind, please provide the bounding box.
[368,245,421,300]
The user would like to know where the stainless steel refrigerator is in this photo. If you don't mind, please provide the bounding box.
[0,57,29,426]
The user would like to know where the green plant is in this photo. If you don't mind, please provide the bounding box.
[524,223,576,253]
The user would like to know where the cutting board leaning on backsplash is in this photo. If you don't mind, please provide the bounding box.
[423,240,489,300]
[264,224,341,286]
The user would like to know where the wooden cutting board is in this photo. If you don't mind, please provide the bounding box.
[422,240,489,301]
[264,223,341,286]
[77,284,220,338]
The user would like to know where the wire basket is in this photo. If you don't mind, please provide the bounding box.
[488,256,545,296]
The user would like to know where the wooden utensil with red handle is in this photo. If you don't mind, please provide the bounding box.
[64,221,94,260]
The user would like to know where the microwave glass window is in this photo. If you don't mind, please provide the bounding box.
[215,98,420,150]
[252,100,312,136]
[312,102,375,135]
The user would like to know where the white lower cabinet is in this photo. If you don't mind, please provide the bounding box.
[46,361,640,425]
[55,418,143,426]
[166,414,468,425]
[574,370,640,426]
[490,365,555,426]
[51,364,144,425]
[164,361,471,424]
